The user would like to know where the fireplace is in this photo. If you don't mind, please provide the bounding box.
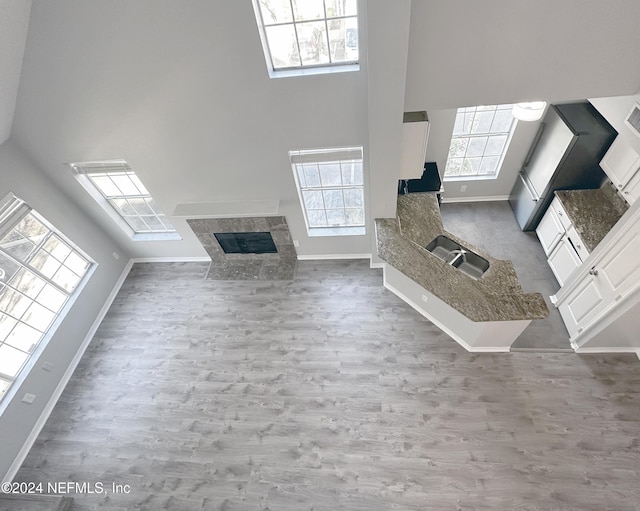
[186,216,297,280]
[214,232,278,254]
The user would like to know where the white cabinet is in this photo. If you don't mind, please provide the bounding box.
[566,225,590,261]
[621,168,640,204]
[548,236,582,287]
[596,225,640,300]
[557,220,640,339]
[400,113,430,179]
[537,196,589,287]
[599,138,640,204]
[536,202,564,256]
[557,276,606,337]
[550,196,572,231]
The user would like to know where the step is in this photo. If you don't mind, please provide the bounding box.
[0,494,72,511]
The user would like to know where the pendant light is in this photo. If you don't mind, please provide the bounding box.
[512,101,547,121]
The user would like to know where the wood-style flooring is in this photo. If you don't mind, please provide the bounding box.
[14,261,640,510]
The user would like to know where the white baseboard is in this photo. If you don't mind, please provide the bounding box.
[382,269,510,353]
[131,256,211,263]
[4,260,134,482]
[572,345,640,359]
[440,195,510,204]
[296,253,371,261]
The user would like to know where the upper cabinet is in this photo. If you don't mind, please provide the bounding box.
[399,112,430,179]
[622,167,640,204]
[599,137,640,203]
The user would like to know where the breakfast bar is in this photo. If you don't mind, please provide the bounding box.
[375,193,548,351]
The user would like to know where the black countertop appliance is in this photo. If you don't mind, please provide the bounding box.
[398,162,442,203]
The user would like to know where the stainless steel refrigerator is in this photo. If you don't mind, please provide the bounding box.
[509,102,616,231]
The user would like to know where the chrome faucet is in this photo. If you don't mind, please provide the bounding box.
[447,249,467,266]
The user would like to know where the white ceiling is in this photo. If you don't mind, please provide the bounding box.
[5,0,640,258]
[0,0,31,145]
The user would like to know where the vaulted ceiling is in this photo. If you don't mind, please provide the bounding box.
[3,0,640,258]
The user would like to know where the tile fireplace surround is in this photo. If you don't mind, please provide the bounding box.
[186,216,297,280]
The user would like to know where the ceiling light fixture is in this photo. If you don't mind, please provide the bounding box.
[512,101,547,122]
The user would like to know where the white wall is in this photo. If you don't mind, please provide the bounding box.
[12,1,640,257]
[0,141,129,480]
[405,0,640,111]
[0,0,31,145]
[366,0,411,220]
[405,0,640,202]
[11,0,372,259]
[424,108,544,201]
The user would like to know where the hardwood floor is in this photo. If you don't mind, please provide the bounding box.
[14,261,640,510]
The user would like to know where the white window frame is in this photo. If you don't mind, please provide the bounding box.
[70,160,181,241]
[444,104,517,181]
[290,146,365,237]
[0,192,94,410]
[252,0,360,78]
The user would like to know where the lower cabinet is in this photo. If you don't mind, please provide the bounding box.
[536,203,564,255]
[536,196,587,287]
[622,168,640,204]
[557,276,607,337]
[557,221,640,340]
[548,236,582,287]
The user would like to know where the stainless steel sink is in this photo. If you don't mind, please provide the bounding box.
[425,235,489,279]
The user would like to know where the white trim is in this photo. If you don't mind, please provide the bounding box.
[4,259,134,482]
[289,146,365,235]
[297,253,371,261]
[440,195,510,203]
[268,63,360,79]
[290,147,363,164]
[130,256,211,263]
[382,268,511,353]
[307,226,366,237]
[69,163,179,240]
[132,232,182,242]
[250,0,360,80]
[572,345,640,358]
[444,104,517,180]
[369,258,385,269]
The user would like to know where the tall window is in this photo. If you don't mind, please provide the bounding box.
[253,0,358,74]
[444,104,517,180]
[71,161,180,241]
[290,146,365,236]
[0,193,92,403]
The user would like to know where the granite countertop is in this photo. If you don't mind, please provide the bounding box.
[555,184,629,253]
[375,193,548,322]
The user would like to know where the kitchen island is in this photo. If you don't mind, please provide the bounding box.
[375,193,548,351]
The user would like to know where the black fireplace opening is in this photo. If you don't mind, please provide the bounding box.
[214,232,278,254]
